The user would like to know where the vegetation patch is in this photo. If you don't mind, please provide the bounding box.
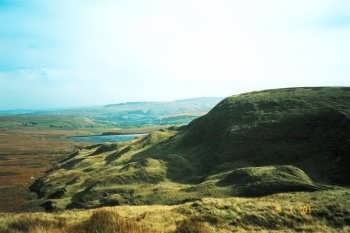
[218,165,321,196]
[175,217,214,233]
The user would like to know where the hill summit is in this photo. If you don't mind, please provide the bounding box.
[31,87,350,210]
[179,87,350,184]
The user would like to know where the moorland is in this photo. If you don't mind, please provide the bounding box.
[0,88,349,233]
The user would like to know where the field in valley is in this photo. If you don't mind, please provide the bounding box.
[0,129,90,212]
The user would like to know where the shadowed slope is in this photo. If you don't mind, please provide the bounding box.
[178,87,350,184]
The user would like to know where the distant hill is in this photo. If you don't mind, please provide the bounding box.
[82,97,223,127]
[105,97,222,108]
[30,87,350,210]
[0,97,222,129]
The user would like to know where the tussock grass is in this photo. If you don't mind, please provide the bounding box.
[8,216,63,232]
[1,189,349,233]
[82,210,157,233]
[1,210,159,233]
[175,217,213,233]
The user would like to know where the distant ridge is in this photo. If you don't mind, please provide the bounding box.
[104,97,222,107]
[1,97,223,129]
[104,101,155,107]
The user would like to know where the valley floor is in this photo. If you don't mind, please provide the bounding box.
[0,188,349,233]
[0,129,89,212]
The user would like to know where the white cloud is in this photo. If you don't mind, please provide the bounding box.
[1,0,350,108]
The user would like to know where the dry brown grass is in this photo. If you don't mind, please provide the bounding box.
[81,210,158,233]
[2,210,162,233]
[1,191,350,233]
[0,129,89,212]
[175,217,214,233]
[4,214,66,233]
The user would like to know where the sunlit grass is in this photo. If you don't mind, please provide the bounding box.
[1,189,349,233]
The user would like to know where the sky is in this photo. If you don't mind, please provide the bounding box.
[0,0,350,109]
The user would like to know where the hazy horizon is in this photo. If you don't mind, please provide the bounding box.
[1,1,350,109]
[0,96,224,111]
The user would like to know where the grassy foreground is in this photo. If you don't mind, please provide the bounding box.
[1,188,349,233]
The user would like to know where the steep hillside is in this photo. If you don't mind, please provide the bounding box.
[30,87,350,210]
[180,87,350,184]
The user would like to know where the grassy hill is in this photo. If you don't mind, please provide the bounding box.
[29,87,350,212]
[180,87,350,184]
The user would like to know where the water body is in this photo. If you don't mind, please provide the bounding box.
[69,133,147,143]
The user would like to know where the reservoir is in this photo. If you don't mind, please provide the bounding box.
[68,133,147,143]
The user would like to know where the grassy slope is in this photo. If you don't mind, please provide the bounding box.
[29,87,350,211]
[1,189,349,233]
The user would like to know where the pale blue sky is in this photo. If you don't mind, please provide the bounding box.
[1,0,350,109]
